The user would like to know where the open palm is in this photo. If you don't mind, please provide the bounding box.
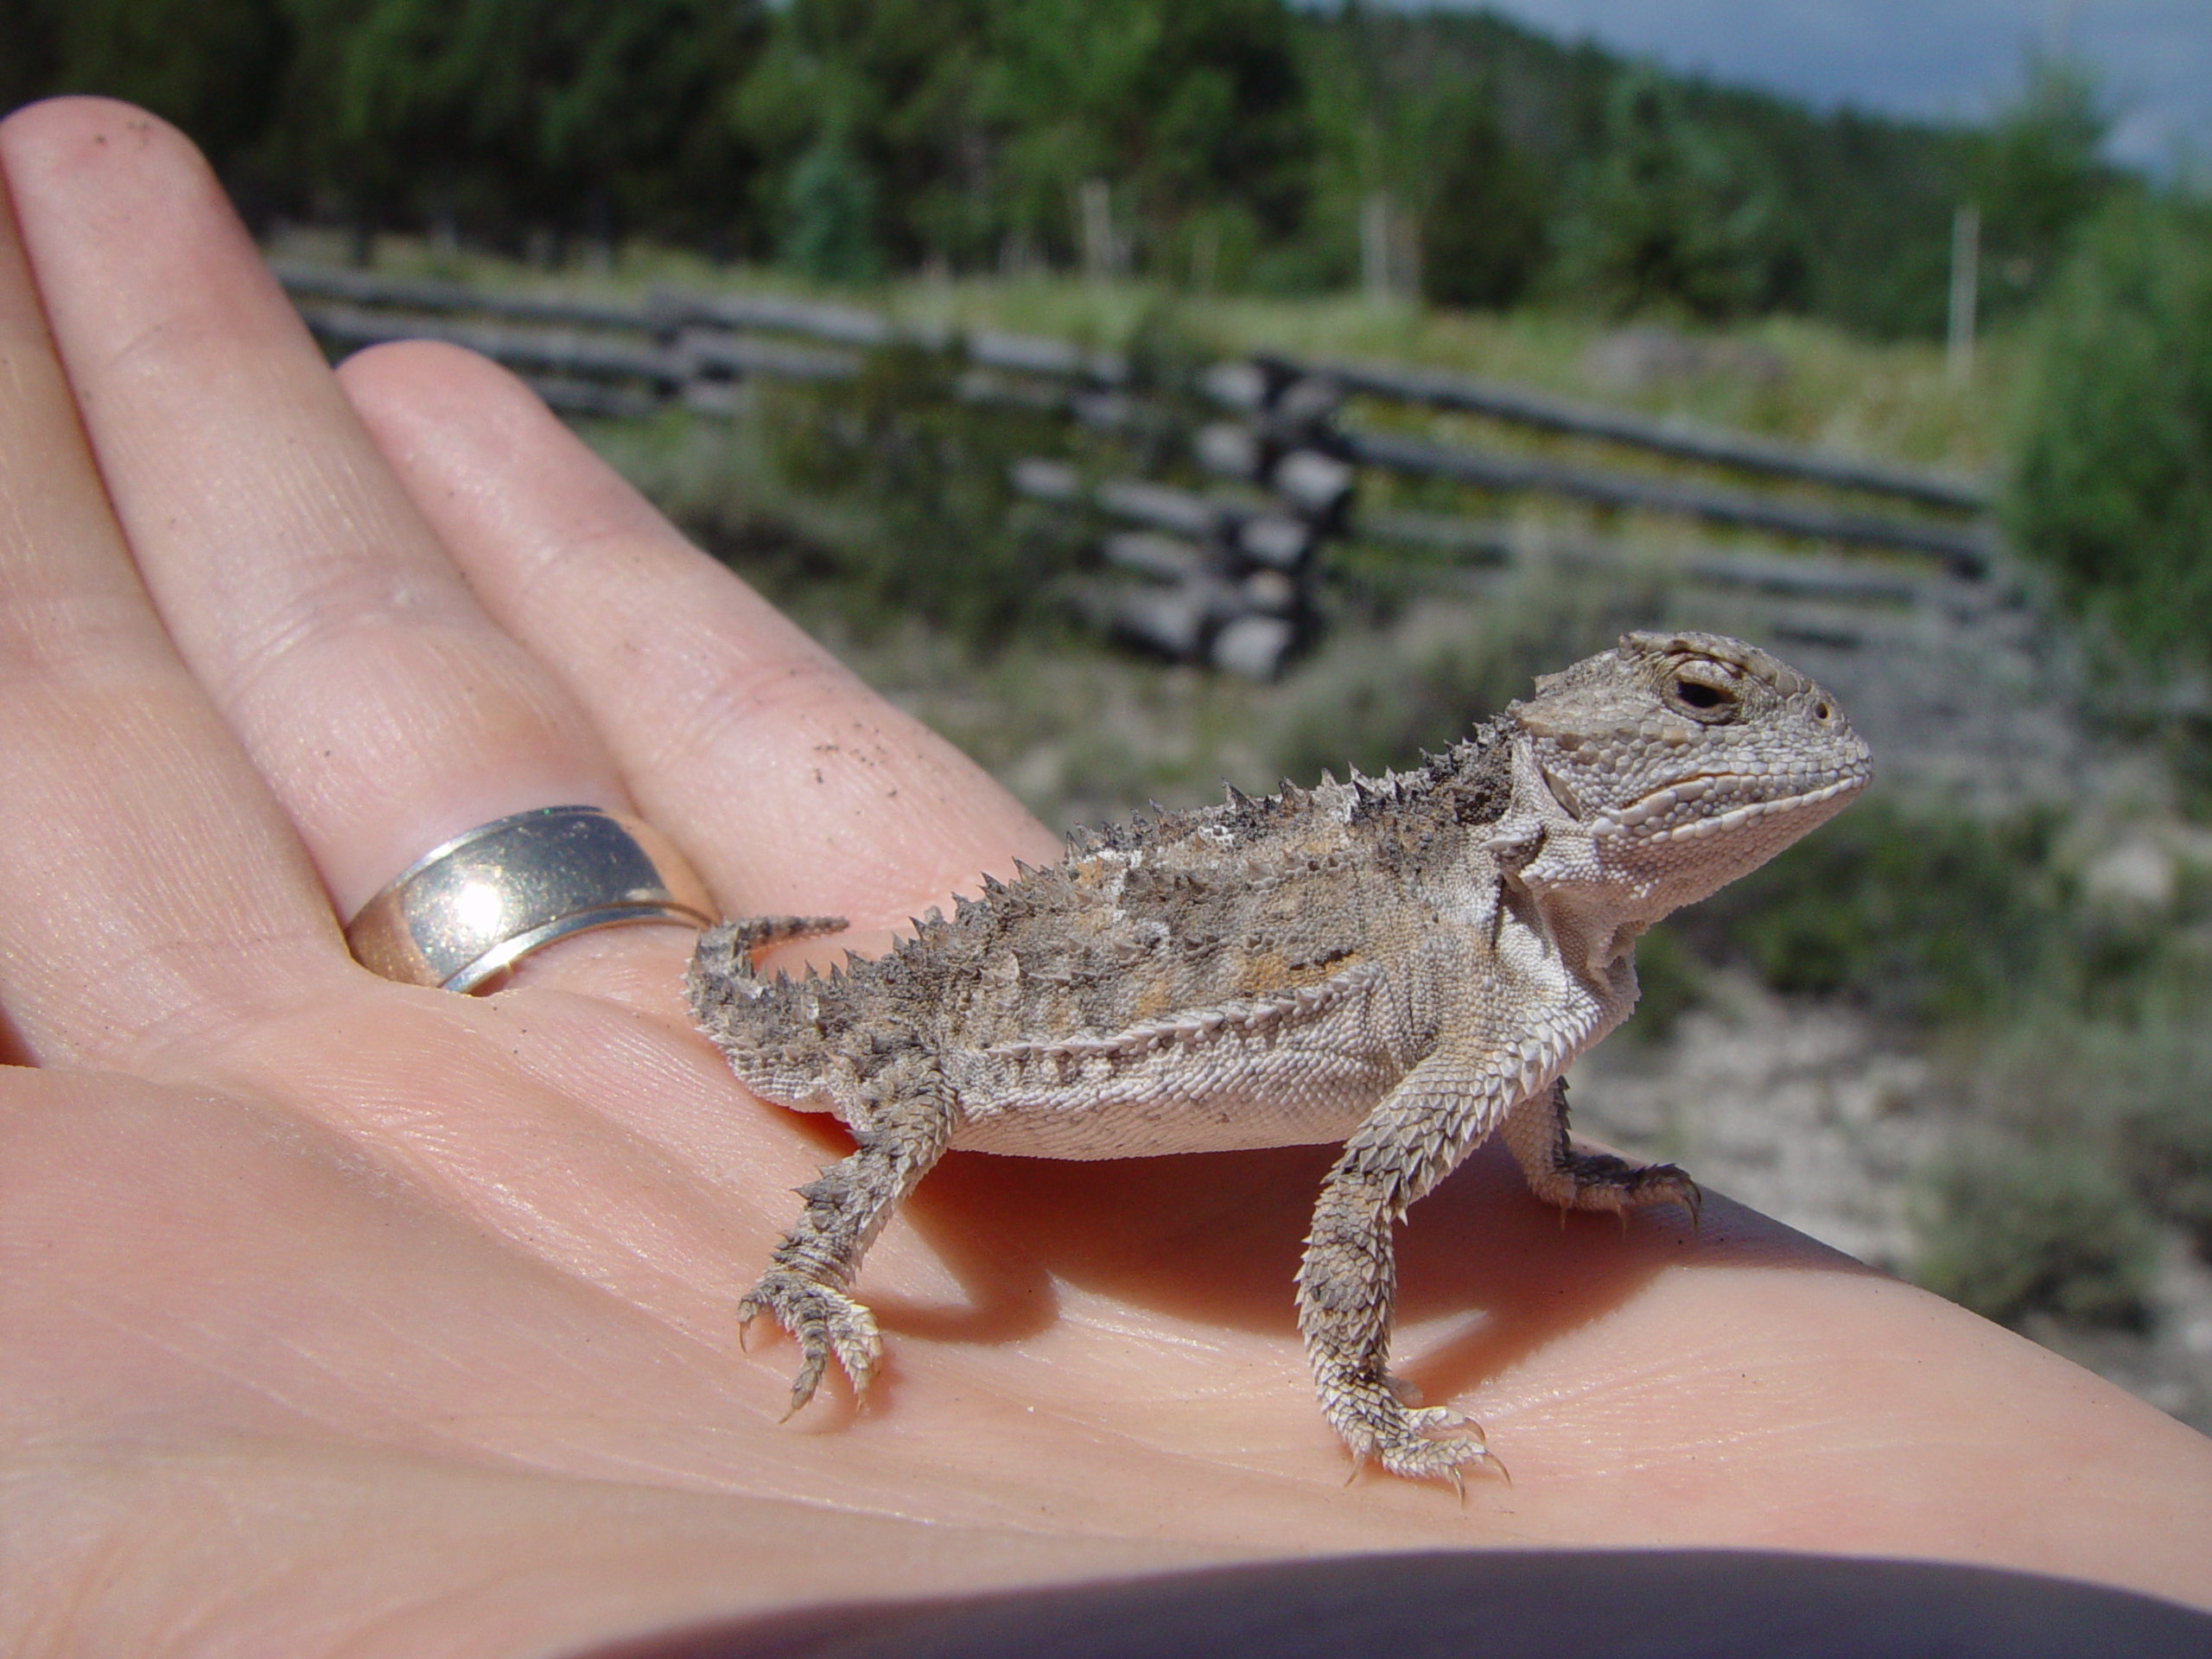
[2,99,2206,1658]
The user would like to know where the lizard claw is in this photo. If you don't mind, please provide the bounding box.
[1325,1376,1501,1494]
[737,1271,883,1416]
[1679,1176,1705,1231]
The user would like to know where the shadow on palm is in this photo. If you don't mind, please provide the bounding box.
[856,1110,1863,1414]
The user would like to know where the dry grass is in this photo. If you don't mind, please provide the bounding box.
[271,226,2015,480]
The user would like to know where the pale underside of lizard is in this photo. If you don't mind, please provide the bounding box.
[688,629,1872,1488]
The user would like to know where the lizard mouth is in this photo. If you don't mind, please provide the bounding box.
[1592,765,1870,841]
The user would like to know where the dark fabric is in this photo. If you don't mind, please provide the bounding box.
[582,1548,2212,1659]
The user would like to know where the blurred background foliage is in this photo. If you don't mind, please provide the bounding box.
[2008,190,2212,671]
[0,0,2136,333]
[14,0,2200,674]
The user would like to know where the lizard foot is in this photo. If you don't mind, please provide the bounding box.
[1551,1151,1703,1229]
[1377,1407,1499,1491]
[1326,1373,1504,1492]
[737,1271,883,1416]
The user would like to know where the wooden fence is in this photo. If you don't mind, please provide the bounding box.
[278,263,1995,677]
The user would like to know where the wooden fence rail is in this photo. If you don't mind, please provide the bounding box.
[1336,428,1991,574]
[1281,355,1987,512]
[276,264,1997,677]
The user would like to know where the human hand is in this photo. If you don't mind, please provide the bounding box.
[3,99,2206,1657]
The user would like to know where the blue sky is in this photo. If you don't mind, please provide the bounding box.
[1423,0,2209,171]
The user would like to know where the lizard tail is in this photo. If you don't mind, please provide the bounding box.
[681,925,844,1039]
[687,914,849,1006]
[686,916,855,1099]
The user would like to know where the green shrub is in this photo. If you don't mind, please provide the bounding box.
[760,345,1084,641]
[2007,194,2212,666]
[1620,922,1700,1043]
[1929,1010,2212,1293]
[781,130,886,284]
[1416,93,1548,310]
[1548,66,1806,321]
[2134,1093,2212,1257]
[2009,1016,2212,1257]
[1912,1143,2158,1328]
[1966,55,2117,327]
[1678,798,2073,1022]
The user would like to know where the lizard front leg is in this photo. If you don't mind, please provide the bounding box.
[1297,1051,1516,1491]
[1502,1078,1700,1225]
[741,1051,956,1415]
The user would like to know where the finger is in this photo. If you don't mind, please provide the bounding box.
[1,99,632,920]
[336,340,1063,944]
[0,131,339,1064]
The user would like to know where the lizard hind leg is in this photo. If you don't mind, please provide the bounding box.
[740,1052,957,1416]
[1503,1079,1701,1227]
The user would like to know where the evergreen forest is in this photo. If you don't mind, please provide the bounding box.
[0,0,2124,340]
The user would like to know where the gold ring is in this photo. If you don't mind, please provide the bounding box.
[346,804,715,992]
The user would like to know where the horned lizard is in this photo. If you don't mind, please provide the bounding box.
[689,630,1872,1487]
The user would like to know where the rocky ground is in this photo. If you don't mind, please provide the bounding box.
[1569,977,1938,1277]
[1571,978,2212,1434]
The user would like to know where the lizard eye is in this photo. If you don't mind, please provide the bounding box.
[1669,674,1738,719]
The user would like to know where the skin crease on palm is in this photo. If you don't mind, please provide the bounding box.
[0,97,2205,1658]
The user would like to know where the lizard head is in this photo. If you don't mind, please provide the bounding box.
[1493,630,1872,920]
